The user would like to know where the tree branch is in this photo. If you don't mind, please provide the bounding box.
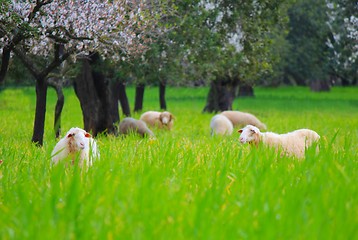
[39,46,77,80]
[46,26,94,42]
[12,46,41,79]
[28,0,53,21]
[0,30,27,83]
[13,45,76,82]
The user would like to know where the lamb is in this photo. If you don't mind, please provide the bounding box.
[140,111,174,130]
[119,117,155,138]
[210,114,234,136]
[51,127,99,167]
[238,125,320,159]
[220,110,267,130]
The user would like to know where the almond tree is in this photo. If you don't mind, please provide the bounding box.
[160,0,291,112]
[326,0,358,86]
[0,0,165,145]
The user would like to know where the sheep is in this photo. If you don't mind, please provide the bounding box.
[51,127,99,167]
[210,114,234,136]
[119,117,155,138]
[139,111,174,130]
[238,125,320,159]
[220,110,267,130]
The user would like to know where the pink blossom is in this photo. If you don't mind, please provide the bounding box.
[1,0,166,60]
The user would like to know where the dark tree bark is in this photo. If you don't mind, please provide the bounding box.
[159,80,167,110]
[0,33,25,83]
[0,47,12,84]
[117,81,131,116]
[31,79,48,146]
[47,77,64,138]
[203,75,239,113]
[134,83,145,112]
[74,53,118,136]
[110,81,121,122]
[238,84,255,97]
[310,80,331,92]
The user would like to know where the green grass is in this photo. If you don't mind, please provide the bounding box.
[0,86,357,239]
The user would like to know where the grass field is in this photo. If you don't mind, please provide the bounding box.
[0,86,357,239]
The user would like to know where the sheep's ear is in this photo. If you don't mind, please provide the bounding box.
[85,133,92,138]
[238,129,243,133]
[67,133,74,138]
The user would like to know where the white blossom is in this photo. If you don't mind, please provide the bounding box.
[1,0,164,60]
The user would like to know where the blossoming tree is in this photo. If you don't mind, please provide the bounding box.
[0,0,166,145]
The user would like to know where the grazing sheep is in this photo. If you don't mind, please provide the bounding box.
[221,110,267,130]
[238,125,320,158]
[51,127,99,167]
[210,114,234,136]
[140,111,175,130]
[119,117,155,138]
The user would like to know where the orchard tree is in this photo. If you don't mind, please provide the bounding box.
[167,0,291,112]
[0,0,166,146]
[326,0,358,86]
[284,0,332,91]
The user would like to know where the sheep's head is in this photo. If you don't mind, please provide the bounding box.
[160,111,174,125]
[238,125,260,145]
[66,127,91,152]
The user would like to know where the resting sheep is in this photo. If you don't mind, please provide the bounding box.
[119,117,155,138]
[51,127,99,167]
[140,111,174,130]
[221,110,267,130]
[238,125,320,158]
[210,114,233,136]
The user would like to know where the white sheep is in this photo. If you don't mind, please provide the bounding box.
[238,125,320,158]
[210,114,234,136]
[51,127,99,167]
[140,111,174,130]
[119,117,155,138]
[221,110,267,130]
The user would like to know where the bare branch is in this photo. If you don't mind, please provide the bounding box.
[46,26,94,43]
[28,0,53,21]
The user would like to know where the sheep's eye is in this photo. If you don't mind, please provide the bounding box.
[250,130,255,134]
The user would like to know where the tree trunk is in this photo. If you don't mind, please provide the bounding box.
[31,79,48,146]
[0,47,11,84]
[310,80,331,92]
[117,81,131,116]
[48,77,64,138]
[74,54,118,136]
[134,83,145,112]
[203,76,239,113]
[159,81,167,110]
[238,84,255,97]
[203,81,220,112]
[110,81,120,123]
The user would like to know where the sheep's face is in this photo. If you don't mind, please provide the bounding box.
[238,125,260,144]
[160,112,173,125]
[66,128,91,152]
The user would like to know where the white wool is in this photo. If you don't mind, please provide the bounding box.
[51,127,99,167]
[239,125,320,158]
[221,110,267,130]
[210,114,234,136]
[140,111,174,130]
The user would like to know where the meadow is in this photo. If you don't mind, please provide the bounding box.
[0,85,357,239]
